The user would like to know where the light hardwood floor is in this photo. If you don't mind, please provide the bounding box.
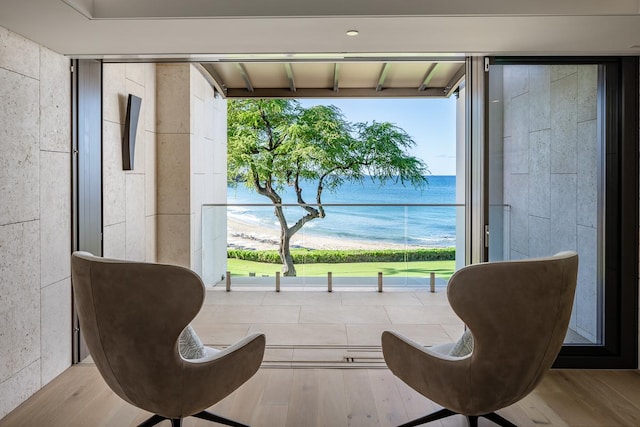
[1,364,640,427]
[3,289,638,426]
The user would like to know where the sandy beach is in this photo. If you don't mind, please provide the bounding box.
[227,216,422,251]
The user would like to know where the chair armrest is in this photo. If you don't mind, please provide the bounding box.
[381,331,471,413]
[180,333,266,416]
[185,333,263,364]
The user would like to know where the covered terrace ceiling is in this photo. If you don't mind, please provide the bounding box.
[200,59,465,99]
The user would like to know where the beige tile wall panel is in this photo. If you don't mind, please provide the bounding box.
[577,66,598,122]
[0,69,39,225]
[145,215,157,263]
[577,119,598,228]
[39,47,70,153]
[204,84,217,141]
[155,64,226,277]
[40,278,71,385]
[157,133,191,214]
[509,92,529,175]
[577,226,598,338]
[157,214,191,268]
[528,128,551,218]
[125,63,145,87]
[0,221,41,383]
[192,246,203,279]
[191,176,205,255]
[191,97,206,174]
[102,222,126,259]
[102,120,126,226]
[102,63,126,124]
[156,64,190,134]
[551,64,578,82]
[551,72,578,174]
[144,64,156,133]
[102,62,157,266]
[125,174,146,261]
[145,131,157,216]
[190,210,198,270]
[191,65,206,101]
[0,26,39,78]
[39,151,71,286]
[549,174,578,253]
[0,360,40,419]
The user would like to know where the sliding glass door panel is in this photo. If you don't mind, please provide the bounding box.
[483,58,638,367]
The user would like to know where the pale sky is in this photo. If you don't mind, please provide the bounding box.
[298,97,457,176]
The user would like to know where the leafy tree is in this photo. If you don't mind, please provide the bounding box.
[227,99,429,276]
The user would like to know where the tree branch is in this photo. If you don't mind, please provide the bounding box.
[250,165,268,196]
[258,106,276,150]
[258,106,283,151]
[294,168,320,218]
[288,211,320,237]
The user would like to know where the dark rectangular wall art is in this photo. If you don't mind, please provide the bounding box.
[122,94,142,170]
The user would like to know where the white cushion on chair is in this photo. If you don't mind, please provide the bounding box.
[179,325,207,359]
[448,329,474,357]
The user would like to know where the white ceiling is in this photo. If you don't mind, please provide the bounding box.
[1,0,640,57]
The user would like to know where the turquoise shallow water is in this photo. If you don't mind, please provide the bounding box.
[227,175,457,248]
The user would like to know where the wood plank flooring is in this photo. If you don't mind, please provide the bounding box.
[1,365,639,427]
[3,289,635,426]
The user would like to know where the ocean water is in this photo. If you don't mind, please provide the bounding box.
[227,175,458,248]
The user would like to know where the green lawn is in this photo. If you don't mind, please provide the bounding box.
[227,258,455,279]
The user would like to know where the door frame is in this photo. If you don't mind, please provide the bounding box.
[71,59,104,363]
[474,56,639,368]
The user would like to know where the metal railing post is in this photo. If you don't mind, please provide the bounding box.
[430,272,436,293]
[226,271,231,292]
[378,272,383,292]
[275,272,280,292]
[327,271,332,292]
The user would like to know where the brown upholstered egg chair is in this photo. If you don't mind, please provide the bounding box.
[71,252,266,427]
[382,251,579,427]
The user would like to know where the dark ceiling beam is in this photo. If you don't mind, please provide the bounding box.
[376,62,391,91]
[225,87,448,98]
[198,63,228,97]
[418,63,440,91]
[235,63,254,92]
[333,63,340,92]
[444,63,466,97]
[284,63,296,92]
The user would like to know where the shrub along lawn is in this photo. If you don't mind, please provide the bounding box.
[227,248,455,264]
[226,258,456,279]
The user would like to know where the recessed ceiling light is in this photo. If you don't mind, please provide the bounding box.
[346,30,359,36]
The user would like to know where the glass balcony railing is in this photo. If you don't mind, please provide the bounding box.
[202,203,468,290]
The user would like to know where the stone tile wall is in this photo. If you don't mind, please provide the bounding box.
[102,63,157,262]
[501,64,599,342]
[156,64,227,279]
[0,26,71,418]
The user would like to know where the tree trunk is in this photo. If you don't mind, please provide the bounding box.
[279,229,296,277]
[274,204,297,276]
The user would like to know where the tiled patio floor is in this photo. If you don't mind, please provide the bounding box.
[191,283,465,367]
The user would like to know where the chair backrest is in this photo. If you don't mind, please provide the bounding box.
[71,252,204,410]
[447,251,578,410]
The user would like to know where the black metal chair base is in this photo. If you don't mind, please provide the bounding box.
[137,410,249,427]
[398,407,517,427]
